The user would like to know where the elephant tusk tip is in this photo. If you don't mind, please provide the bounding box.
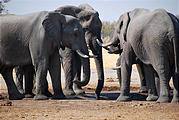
[112,66,121,70]
[89,55,98,58]
[96,39,103,47]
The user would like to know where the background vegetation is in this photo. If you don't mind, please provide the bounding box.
[0,0,10,14]
[101,21,116,43]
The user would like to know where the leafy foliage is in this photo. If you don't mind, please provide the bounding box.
[0,0,10,14]
[101,21,116,39]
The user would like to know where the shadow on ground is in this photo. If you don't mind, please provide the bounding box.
[66,92,148,101]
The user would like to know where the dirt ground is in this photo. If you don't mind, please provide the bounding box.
[1,50,179,120]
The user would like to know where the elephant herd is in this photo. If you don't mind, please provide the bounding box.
[0,4,178,103]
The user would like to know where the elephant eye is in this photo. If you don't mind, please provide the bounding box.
[85,15,91,21]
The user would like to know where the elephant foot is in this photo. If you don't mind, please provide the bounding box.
[171,97,179,103]
[156,96,170,103]
[9,93,24,100]
[117,95,131,102]
[63,89,76,96]
[24,92,35,98]
[45,90,53,97]
[146,95,158,101]
[138,86,148,93]
[95,94,100,100]
[51,93,66,100]
[74,88,85,96]
[34,94,49,100]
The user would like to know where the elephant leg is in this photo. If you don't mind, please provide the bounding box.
[44,78,52,97]
[152,54,170,103]
[48,52,65,99]
[144,65,158,101]
[172,74,179,102]
[24,65,35,98]
[117,44,133,102]
[136,63,148,93]
[62,51,76,96]
[1,67,24,100]
[15,66,24,94]
[73,54,85,95]
[34,59,49,100]
[116,57,121,86]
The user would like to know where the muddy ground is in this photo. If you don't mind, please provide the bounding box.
[1,81,179,120]
[0,50,179,120]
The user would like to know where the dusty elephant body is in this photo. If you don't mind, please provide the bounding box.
[55,4,104,99]
[0,11,90,100]
[99,8,179,103]
[115,56,147,93]
[14,65,52,98]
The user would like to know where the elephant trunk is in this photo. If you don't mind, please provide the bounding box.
[73,43,91,86]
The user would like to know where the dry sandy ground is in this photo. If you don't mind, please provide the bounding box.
[1,49,179,120]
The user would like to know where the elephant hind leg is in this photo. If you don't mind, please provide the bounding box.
[1,67,24,100]
[24,65,35,98]
[15,66,25,94]
[151,54,170,103]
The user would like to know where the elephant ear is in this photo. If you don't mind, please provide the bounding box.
[118,12,130,49]
[42,12,66,50]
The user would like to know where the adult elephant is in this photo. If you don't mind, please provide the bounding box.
[106,33,148,93]
[0,11,91,100]
[55,4,104,99]
[98,8,179,103]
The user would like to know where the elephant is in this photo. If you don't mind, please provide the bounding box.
[98,8,179,103]
[0,11,91,100]
[54,4,104,99]
[106,32,148,93]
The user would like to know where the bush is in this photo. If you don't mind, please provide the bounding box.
[101,21,116,39]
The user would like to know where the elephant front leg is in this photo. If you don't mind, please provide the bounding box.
[136,64,148,93]
[49,52,65,99]
[144,66,158,101]
[2,68,24,100]
[117,45,133,102]
[62,57,76,96]
[34,60,49,100]
[73,55,85,95]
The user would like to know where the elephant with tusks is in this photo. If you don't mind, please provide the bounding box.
[98,8,179,103]
[0,11,91,100]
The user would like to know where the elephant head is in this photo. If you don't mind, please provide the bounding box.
[42,12,91,85]
[55,5,104,92]
[97,12,130,54]
[42,12,88,53]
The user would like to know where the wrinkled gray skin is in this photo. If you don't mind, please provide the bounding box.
[55,4,104,99]
[0,11,90,100]
[100,8,179,103]
[15,65,53,98]
[108,31,148,93]
[115,56,148,93]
